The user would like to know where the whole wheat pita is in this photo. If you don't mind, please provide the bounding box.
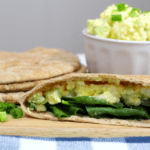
[20,73,150,128]
[0,66,86,103]
[0,92,25,103]
[0,47,81,84]
[0,65,86,92]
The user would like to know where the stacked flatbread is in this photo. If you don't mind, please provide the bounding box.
[0,47,86,103]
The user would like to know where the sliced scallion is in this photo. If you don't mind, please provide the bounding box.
[10,108,23,119]
[143,11,149,14]
[0,112,7,122]
[116,3,126,11]
[5,103,17,114]
[130,8,141,17]
[111,14,122,22]
[0,102,7,111]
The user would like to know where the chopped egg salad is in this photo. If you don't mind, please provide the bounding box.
[26,80,150,120]
[56,81,150,106]
[87,3,150,41]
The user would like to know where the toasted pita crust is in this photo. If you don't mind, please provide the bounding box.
[0,65,86,92]
[20,73,150,128]
[0,47,81,84]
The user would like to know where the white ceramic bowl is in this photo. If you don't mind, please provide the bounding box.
[82,28,150,75]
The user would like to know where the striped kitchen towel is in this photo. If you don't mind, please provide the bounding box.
[0,136,150,150]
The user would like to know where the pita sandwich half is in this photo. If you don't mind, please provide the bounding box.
[21,73,150,128]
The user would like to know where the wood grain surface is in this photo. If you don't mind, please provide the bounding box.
[1,115,150,138]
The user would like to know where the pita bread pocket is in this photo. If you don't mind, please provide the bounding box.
[0,47,81,84]
[21,73,150,127]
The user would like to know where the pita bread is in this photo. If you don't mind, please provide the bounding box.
[0,65,86,92]
[0,92,25,103]
[0,47,81,84]
[20,73,150,128]
[0,66,86,103]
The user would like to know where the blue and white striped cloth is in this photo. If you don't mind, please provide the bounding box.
[0,54,150,149]
[1,136,150,150]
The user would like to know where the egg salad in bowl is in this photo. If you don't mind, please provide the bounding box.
[82,3,150,75]
[87,3,150,41]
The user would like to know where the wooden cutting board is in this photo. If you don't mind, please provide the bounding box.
[1,115,150,138]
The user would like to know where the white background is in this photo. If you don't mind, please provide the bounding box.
[0,0,149,53]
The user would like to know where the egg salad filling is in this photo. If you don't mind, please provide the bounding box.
[26,81,150,120]
[87,3,150,41]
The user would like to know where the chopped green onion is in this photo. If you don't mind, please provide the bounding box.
[0,112,7,122]
[116,3,126,11]
[144,11,150,14]
[10,108,23,119]
[111,14,122,22]
[26,102,36,110]
[130,8,141,17]
[5,103,17,114]
[0,102,7,111]
[30,103,36,110]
